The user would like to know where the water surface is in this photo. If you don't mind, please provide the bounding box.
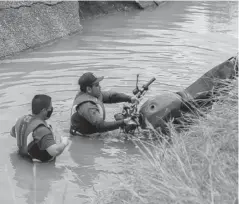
[0,1,238,203]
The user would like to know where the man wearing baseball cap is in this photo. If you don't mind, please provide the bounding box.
[70,72,138,136]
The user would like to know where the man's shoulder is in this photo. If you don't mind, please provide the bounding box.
[101,90,113,99]
[14,115,32,126]
[101,90,112,95]
[78,101,98,112]
[16,115,29,122]
[34,125,52,138]
[101,90,123,97]
[74,92,98,105]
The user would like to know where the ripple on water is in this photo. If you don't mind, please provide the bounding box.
[0,1,238,203]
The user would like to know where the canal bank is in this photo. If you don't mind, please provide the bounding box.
[0,1,162,59]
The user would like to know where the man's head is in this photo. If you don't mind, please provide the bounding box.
[32,94,53,120]
[78,72,104,98]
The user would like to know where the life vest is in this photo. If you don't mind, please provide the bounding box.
[70,92,106,135]
[12,115,52,158]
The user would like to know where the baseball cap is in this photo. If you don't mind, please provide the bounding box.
[78,72,104,87]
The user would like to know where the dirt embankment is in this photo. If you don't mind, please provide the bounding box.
[0,1,162,60]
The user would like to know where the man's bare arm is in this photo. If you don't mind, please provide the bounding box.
[35,126,69,158]
[10,126,16,138]
[46,142,68,157]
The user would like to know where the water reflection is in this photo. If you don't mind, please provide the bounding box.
[9,152,65,204]
[69,137,106,188]
[67,135,140,201]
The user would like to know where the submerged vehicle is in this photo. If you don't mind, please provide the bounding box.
[116,55,238,135]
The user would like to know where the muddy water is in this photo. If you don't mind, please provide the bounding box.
[0,1,238,203]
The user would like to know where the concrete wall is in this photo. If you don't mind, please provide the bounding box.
[0,1,81,59]
[0,1,163,59]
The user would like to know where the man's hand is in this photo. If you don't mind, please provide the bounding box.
[61,136,69,147]
[123,117,138,126]
[130,96,140,104]
[123,117,139,133]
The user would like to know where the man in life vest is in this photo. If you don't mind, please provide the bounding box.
[70,72,139,136]
[10,94,69,162]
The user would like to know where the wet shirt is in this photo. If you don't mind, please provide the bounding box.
[80,91,131,123]
[28,126,56,162]
[72,91,132,134]
[11,124,56,162]
[78,102,105,127]
[33,126,56,150]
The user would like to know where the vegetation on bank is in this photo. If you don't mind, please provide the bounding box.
[92,79,238,204]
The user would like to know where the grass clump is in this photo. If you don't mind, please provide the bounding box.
[92,79,238,204]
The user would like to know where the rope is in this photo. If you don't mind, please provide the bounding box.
[33,162,37,204]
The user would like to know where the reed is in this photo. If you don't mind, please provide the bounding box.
[92,79,238,204]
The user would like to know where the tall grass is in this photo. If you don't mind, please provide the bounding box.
[92,79,238,204]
